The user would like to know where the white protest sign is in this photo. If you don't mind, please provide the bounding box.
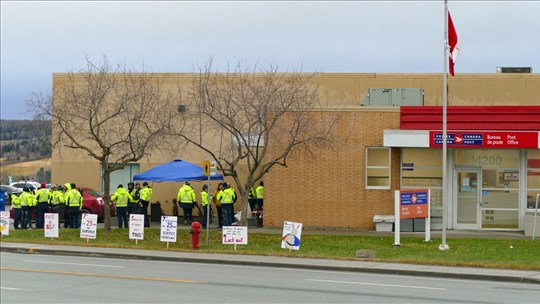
[80,213,98,240]
[160,216,178,243]
[44,213,59,238]
[129,214,145,240]
[0,211,10,236]
[281,221,303,250]
[222,226,248,245]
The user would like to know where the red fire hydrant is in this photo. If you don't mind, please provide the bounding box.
[190,221,201,249]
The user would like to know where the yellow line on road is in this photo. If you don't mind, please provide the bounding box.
[1,267,207,284]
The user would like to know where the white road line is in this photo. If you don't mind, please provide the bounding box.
[1,287,25,291]
[307,279,447,291]
[24,260,123,268]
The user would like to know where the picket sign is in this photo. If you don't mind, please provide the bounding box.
[80,213,98,242]
[222,226,248,251]
[0,211,10,236]
[44,213,59,239]
[160,216,178,248]
[281,221,303,251]
[129,214,145,244]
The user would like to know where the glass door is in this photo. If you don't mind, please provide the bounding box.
[454,169,481,229]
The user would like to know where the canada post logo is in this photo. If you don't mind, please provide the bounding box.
[432,133,483,147]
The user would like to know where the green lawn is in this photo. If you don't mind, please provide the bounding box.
[1,229,539,271]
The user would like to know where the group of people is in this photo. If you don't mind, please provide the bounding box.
[110,182,153,228]
[174,181,264,229]
[10,181,155,230]
[10,182,84,230]
[11,179,264,231]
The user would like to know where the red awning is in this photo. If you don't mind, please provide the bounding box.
[400,106,540,131]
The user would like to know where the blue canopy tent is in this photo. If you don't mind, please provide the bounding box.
[133,159,223,182]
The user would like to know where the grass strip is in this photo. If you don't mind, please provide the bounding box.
[1,229,539,270]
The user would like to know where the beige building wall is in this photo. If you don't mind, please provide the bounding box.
[264,108,400,228]
[313,73,540,106]
[51,73,540,227]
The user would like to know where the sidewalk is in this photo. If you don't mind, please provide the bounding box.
[1,241,539,285]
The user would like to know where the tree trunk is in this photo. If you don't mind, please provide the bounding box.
[102,162,112,232]
[240,196,249,226]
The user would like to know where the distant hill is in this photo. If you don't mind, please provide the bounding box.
[0,158,51,184]
[0,120,52,165]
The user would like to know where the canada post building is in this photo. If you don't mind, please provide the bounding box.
[263,73,540,233]
[52,72,540,232]
[381,106,539,231]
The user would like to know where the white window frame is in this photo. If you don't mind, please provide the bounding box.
[365,147,391,190]
[232,132,265,147]
[105,163,141,193]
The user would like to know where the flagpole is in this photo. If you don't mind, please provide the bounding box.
[439,0,450,251]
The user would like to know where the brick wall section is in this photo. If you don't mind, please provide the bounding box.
[264,108,400,228]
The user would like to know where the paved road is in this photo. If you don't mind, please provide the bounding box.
[1,241,539,284]
[3,252,540,303]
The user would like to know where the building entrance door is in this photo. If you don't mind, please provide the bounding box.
[454,169,482,229]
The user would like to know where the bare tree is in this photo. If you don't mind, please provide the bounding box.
[28,57,175,232]
[172,61,336,225]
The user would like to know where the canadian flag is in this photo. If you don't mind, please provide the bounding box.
[448,11,460,76]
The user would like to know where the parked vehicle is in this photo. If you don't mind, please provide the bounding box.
[9,187,116,223]
[1,185,23,203]
[10,181,41,192]
[80,187,117,221]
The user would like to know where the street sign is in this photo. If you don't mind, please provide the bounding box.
[399,189,429,219]
[203,160,210,176]
[210,161,217,176]
[394,189,431,246]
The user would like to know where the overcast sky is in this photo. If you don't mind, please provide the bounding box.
[1,1,539,120]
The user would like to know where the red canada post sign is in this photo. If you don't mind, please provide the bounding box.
[400,189,429,219]
[430,131,538,148]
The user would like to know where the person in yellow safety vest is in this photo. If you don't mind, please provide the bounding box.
[62,183,71,228]
[212,183,224,228]
[11,193,22,229]
[248,186,257,216]
[19,187,34,229]
[111,184,133,229]
[34,183,51,229]
[64,183,83,229]
[177,181,196,226]
[49,185,64,215]
[255,181,264,227]
[217,182,236,227]
[200,184,209,229]
[127,182,140,216]
[139,182,152,227]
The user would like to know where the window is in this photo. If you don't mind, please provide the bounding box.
[108,163,140,192]
[401,148,442,227]
[366,147,390,189]
[232,132,265,147]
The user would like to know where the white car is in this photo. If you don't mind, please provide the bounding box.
[9,181,41,192]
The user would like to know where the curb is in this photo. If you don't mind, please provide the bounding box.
[2,246,539,285]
